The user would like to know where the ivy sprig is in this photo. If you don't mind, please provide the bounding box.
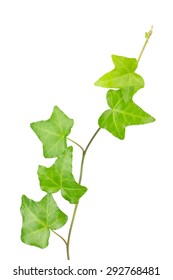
[20,27,155,260]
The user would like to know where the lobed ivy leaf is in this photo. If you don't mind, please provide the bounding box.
[38,146,87,204]
[98,89,155,140]
[30,106,74,158]
[95,55,144,102]
[20,194,68,249]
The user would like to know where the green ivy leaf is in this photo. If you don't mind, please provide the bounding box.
[98,89,155,140]
[95,55,144,102]
[30,106,74,158]
[38,147,87,204]
[20,194,68,249]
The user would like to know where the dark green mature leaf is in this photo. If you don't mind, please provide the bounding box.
[20,194,68,248]
[38,147,87,204]
[95,55,144,102]
[30,106,74,158]
[99,89,155,139]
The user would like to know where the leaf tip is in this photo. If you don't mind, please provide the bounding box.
[146,113,156,124]
[94,79,99,87]
[20,195,29,213]
[120,135,125,140]
[150,116,156,122]
[30,122,34,130]
[68,146,73,153]
[52,105,60,114]
[21,194,27,203]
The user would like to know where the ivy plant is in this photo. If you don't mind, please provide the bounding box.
[20,27,155,260]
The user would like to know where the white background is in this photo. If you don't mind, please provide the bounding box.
[0,0,173,279]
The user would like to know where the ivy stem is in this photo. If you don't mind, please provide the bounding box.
[79,128,101,184]
[66,128,101,260]
[67,138,85,152]
[137,26,153,63]
[51,230,67,245]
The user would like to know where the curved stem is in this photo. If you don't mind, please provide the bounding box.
[67,138,85,152]
[51,230,67,245]
[79,128,101,185]
[66,201,79,260]
[84,128,101,155]
[138,26,153,63]
[66,128,101,260]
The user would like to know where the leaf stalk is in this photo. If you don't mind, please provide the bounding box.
[67,138,85,152]
[51,230,67,245]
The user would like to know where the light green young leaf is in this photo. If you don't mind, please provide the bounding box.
[99,89,155,140]
[20,194,68,249]
[30,106,74,158]
[38,147,87,204]
[95,55,144,102]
